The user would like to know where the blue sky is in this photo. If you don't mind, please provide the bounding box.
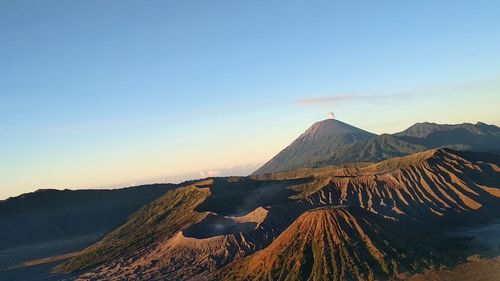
[1,0,500,199]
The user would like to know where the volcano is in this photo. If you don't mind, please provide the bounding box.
[215,207,459,281]
[254,119,500,175]
[14,117,500,281]
[253,119,376,174]
[56,148,500,281]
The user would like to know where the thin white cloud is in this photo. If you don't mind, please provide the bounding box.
[294,93,410,106]
[197,163,263,179]
[199,170,221,177]
[294,76,500,107]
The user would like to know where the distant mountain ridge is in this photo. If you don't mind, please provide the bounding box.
[0,184,175,250]
[253,120,500,175]
[395,121,500,152]
[395,121,500,138]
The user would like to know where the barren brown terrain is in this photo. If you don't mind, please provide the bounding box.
[51,148,500,281]
[215,207,459,281]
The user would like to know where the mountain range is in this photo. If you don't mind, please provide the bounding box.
[253,120,500,174]
[1,119,499,281]
[55,148,500,281]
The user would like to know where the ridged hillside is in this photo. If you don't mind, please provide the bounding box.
[56,184,211,273]
[55,149,499,281]
[216,208,458,281]
[300,149,500,223]
[56,178,306,276]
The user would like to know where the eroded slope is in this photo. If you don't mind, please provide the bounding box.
[57,149,500,280]
[216,208,459,281]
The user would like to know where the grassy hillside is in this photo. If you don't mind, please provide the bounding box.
[56,185,210,273]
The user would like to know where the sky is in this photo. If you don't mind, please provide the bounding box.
[1,0,500,199]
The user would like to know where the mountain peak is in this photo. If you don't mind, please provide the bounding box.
[305,118,371,138]
[252,119,376,175]
[254,119,500,176]
[216,207,457,281]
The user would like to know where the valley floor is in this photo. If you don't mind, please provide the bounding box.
[401,256,500,281]
[5,220,500,281]
[0,232,104,281]
[400,220,500,281]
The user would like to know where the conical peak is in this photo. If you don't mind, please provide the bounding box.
[294,207,360,228]
[303,119,374,140]
[251,118,376,175]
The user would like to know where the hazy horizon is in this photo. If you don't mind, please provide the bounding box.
[2,0,500,199]
[2,117,499,200]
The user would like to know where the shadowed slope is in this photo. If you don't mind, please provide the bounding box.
[0,184,175,250]
[395,122,500,138]
[395,122,500,153]
[216,207,458,281]
[75,208,273,281]
[253,119,375,174]
[311,134,427,168]
[55,184,211,273]
[194,177,305,215]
